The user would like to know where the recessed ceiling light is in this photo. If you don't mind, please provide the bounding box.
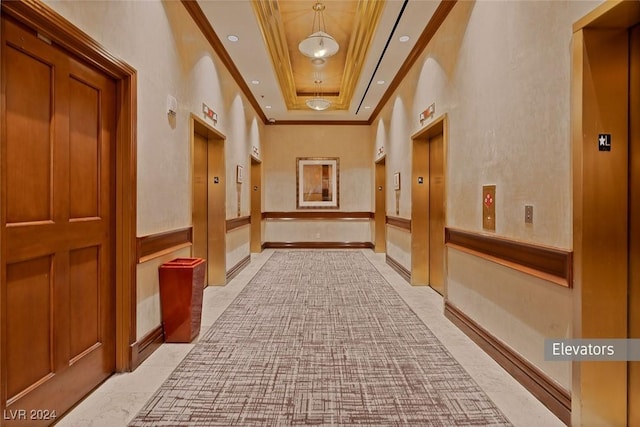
[399,35,410,42]
[377,80,385,85]
[251,80,260,85]
[364,106,371,109]
[227,35,239,42]
[265,105,272,109]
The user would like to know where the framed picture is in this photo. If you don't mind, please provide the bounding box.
[296,157,339,209]
[394,172,401,191]
[236,165,243,183]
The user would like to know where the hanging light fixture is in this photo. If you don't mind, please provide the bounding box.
[298,2,339,59]
[305,78,331,111]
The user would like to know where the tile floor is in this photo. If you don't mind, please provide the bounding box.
[57,250,565,427]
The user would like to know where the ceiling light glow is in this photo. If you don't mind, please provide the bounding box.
[399,35,410,42]
[227,35,239,42]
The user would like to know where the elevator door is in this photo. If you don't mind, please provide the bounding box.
[192,132,209,285]
[429,134,445,295]
[628,23,639,427]
[2,17,116,422]
[375,158,386,253]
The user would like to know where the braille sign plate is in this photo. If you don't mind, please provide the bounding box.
[599,134,611,151]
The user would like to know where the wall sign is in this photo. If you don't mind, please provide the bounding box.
[483,185,496,231]
[598,134,611,151]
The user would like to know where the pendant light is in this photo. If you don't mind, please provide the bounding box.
[305,79,331,111]
[298,2,339,59]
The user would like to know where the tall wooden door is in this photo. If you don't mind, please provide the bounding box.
[428,134,445,295]
[2,18,116,423]
[629,23,640,427]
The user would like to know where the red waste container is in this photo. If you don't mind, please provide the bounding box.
[158,258,206,342]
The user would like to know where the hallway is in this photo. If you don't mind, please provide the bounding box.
[58,250,563,426]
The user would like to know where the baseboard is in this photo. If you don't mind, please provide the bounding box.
[444,301,571,425]
[263,242,374,249]
[129,324,164,370]
[385,254,411,283]
[226,254,251,282]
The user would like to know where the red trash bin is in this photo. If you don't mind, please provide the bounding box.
[158,258,206,342]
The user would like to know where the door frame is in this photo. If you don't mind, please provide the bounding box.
[410,114,448,289]
[190,114,226,285]
[0,1,137,373]
[571,2,640,425]
[374,156,386,253]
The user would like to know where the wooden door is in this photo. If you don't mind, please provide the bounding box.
[629,23,640,427]
[192,132,209,285]
[429,134,445,295]
[2,18,116,423]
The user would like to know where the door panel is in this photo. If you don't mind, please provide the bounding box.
[375,159,386,253]
[2,17,115,422]
[69,76,100,219]
[6,256,53,400]
[629,23,639,427]
[208,139,226,285]
[250,158,262,253]
[411,140,429,285]
[192,132,208,284]
[5,43,53,224]
[69,246,100,360]
[429,134,445,295]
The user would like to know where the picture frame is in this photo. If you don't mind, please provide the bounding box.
[394,172,401,191]
[236,165,243,184]
[296,157,339,209]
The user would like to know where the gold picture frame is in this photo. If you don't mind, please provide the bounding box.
[296,157,339,209]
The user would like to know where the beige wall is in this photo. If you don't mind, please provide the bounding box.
[373,0,602,389]
[43,0,264,339]
[263,125,373,243]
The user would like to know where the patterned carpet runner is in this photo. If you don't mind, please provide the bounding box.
[130,251,511,426]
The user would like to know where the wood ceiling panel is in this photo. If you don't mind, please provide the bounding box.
[253,0,384,111]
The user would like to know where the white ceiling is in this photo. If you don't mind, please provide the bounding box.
[197,0,441,123]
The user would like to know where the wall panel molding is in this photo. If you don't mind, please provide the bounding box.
[385,254,411,283]
[444,301,570,425]
[137,227,193,263]
[445,228,572,287]
[263,211,374,221]
[263,242,374,249]
[386,216,411,231]
[226,216,251,232]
